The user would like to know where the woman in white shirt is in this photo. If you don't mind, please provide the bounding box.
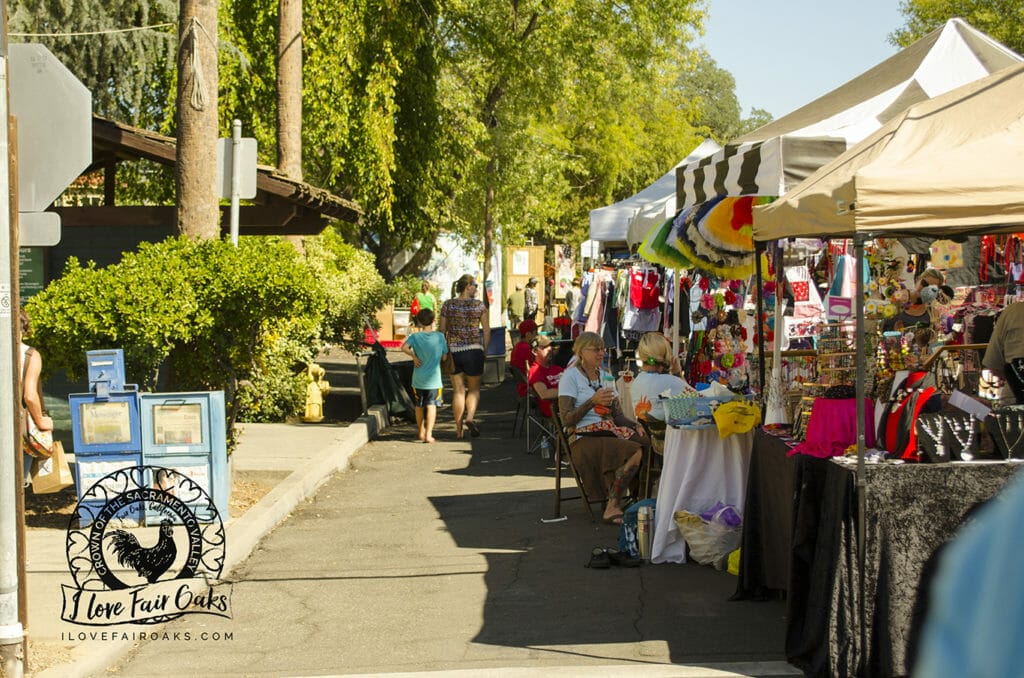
[558,331,647,524]
[630,332,691,421]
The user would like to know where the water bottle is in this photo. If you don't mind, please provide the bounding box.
[539,437,552,460]
[601,368,616,391]
[637,505,654,561]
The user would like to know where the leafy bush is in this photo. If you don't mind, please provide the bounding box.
[166,237,324,429]
[304,228,393,350]
[26,236,326,432]
[27,238,200,387]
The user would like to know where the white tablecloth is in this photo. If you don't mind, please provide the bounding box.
[651,427,754,564]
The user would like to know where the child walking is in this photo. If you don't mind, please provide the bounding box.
[401,308,449,443]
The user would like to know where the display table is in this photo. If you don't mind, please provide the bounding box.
[732,429,796,599]
[651,427,753,564]
[736,428,1022,677]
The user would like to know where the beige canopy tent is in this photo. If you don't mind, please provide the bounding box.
[676,18,1021,212]
[751,63,1024,677]
[754,63,1024,240]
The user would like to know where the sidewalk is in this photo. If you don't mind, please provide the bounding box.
[26,407,389,678]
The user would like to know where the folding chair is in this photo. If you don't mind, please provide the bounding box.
[512,365,558,455]
[549,399,601,521]
[636,416,667,499]
[511,366,530,438]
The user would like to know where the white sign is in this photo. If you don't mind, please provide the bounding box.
[216,137,258,199]
[512,250,529,276]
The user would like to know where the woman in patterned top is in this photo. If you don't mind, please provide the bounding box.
[439,274,490,439]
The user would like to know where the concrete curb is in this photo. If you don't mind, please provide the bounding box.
[39,405,389,678]
[223,405,388,574]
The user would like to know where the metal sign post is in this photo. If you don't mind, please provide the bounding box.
[215,120,256,246]
[230,119,242,245]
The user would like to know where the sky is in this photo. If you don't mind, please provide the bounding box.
[703,0,906,119]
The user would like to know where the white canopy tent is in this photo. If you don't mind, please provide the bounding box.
[588,139,721,244]
[675,18,1022,210]
[624,140,722,248]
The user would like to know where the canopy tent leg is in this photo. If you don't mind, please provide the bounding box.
[854,234,868,675]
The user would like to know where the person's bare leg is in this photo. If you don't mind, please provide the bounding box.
[415,406,426,441]
[424,404,437,443]
[604,449,643,521]
[463,374,482,423]
[451,373,467,438]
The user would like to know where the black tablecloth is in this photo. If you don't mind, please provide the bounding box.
[733,430,795,599]
[788,458,1020,677]
[735,429,1022,677]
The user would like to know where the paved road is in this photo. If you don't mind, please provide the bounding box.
[104,379,795,677]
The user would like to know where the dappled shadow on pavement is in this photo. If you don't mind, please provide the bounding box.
[429,481,789,665]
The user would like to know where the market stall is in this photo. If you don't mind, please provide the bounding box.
[676,19,1019,210]
[748,61,1024,678]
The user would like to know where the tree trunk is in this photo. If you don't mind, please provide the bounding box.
[277,0,303,180]
[176,0,220,239]
[277,0,304,250]
[483,156,496,310]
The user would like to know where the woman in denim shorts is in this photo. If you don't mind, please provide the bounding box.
[439,274,490,439]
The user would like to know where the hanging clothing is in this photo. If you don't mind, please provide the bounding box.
[629,267,661,310]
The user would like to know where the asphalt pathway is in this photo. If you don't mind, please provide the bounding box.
[104,378,795,677]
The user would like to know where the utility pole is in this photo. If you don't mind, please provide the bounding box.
[0,0,24,674]
[176,0,219,239]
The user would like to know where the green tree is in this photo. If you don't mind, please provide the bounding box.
[437,1,709,275]
[302,229,396,349]
[892,0,1024,54]
[8,0,178,127]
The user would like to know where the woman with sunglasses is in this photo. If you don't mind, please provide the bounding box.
[557,331,646,524]
[439,274,490,439]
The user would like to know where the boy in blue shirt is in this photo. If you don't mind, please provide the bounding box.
[401,308,449,443]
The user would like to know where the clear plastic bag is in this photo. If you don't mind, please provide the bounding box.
[674,507,742,570]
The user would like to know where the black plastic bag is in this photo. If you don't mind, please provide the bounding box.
[363,342,415,422]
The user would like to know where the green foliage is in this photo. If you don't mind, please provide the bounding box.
[25,237,327,431]
[436,0,711,252]
[892,0,1024,54]
[26,239,200,387]
[18,0,751,282]
[9,0,178,128]
[166,237,324,430]
[302,228,394,350]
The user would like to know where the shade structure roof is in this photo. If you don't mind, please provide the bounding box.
[675,18,1022,211]
[588,139,720,243]
[753,63,1024,240]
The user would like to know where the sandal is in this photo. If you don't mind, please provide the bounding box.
[585,547,611,569]
[465,420,480,438]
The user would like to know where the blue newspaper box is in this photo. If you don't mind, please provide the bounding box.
[85,349,127,396]
[139,391,229,524]
[68,390,143,527]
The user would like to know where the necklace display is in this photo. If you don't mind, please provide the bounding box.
[993,410,1024,458]
[917,418,946,459]
[948,418,977,459]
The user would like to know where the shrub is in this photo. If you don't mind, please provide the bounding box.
[304,228,393,351]
[27,236,326,434]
